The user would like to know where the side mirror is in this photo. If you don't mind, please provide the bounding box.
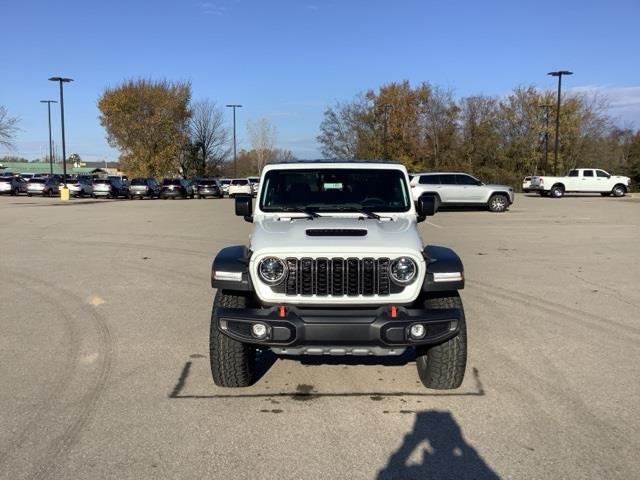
[416,193,438,222]
[235,194,253,222]
[476,180,483,186]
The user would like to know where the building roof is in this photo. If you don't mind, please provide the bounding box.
[0,162,97,174]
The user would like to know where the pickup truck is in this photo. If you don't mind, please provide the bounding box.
[529,169,631,198]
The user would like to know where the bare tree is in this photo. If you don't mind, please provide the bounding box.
[247,118,277,173]
[0,105,20,150]
[188,100,230,176]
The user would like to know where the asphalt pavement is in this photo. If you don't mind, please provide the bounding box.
[0,193,639,479]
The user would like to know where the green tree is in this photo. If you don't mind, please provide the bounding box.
[98,79,191,177]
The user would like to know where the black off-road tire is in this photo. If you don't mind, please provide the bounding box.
[209,290,256,387]
[415,292,467,389]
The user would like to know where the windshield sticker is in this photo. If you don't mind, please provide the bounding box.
[323,182,343,190]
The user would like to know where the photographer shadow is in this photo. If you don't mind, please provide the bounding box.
[377,410,500,480]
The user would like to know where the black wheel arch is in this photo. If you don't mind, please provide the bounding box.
[422,245,464,292]
[211,245,253,291]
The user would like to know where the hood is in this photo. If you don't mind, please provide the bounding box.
[250,215,423,255]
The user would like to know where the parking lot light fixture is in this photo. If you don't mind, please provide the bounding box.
[48,77,73,188]
[547,70,573,176]
[226,104,242,177]
[40,100,57,176]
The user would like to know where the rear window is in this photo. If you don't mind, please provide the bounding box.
[232,179,248,185]
[94,179,110,184]
[29,179,46,184]
[0,177,13,183]
[220,180,230,185]
[201,180,218,186]
[131,179,148,185]
[163,179,181,186]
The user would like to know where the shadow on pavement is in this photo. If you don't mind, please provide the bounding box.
[377,410,500,480]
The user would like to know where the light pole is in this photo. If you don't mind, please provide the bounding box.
[538,104,552,174]
[48,76,73,187]
[40,100,57,176]
[376,104,393,160]
[226,104,242,177]
[547,70,573,175]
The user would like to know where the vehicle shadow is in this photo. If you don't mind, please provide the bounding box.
[377,410,501,480]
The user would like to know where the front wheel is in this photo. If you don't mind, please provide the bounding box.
[209,291,256,387]
[612,185,627,197]
[488,194,508,212]
[415,292,467,390]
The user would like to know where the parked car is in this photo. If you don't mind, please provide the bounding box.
[129,177,160,199]
[529,168,631,198]
[160,178,193,199]
[67,177,93,197]
[0,176,26,195]
[410,172,514,212]
[26,177,59,197]
[247,176,260,197]
[92,177,128,198]
[219,179,231,196]
[20,173,36,182]
[196,179,223,198]
[522,176,532,193]
[228,178,252,197]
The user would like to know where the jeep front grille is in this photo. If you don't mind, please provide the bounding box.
[278,257,392,296]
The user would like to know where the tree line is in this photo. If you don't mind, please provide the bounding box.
[97,79,294,178]
[317,80,640,187]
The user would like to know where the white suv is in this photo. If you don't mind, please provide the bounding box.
[410,172,514,212]
[228,178,252,197]
[209,161,468,390]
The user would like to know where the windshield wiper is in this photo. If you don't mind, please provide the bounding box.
[312,205,381,220]
[276,206,320,218]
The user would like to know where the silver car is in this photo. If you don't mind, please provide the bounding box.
[26,177,59,197]
[410,172,514,212]
[0,176,27,195]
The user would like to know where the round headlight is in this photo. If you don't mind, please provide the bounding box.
[390,257,417,285]
[258,257,287,285]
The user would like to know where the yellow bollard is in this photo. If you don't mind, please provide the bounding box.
[60,187,70,201]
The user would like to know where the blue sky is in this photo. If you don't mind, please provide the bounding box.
[1,0,639,161]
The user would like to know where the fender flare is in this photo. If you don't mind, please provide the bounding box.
[422,245,465,292]
[211,245,253,291]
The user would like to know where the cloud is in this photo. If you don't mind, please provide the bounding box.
[569,85,640,125]
[195,1,227,15]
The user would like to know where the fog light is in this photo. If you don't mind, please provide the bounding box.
[410,324,426,339]
[252,323,268,339]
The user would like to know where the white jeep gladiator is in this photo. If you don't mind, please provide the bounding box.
[530,168,631,198]
[210,161,467,390]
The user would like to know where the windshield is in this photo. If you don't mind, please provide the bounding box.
[260,168,411,213]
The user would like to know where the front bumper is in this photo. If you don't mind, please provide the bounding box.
[215,305,462,350]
